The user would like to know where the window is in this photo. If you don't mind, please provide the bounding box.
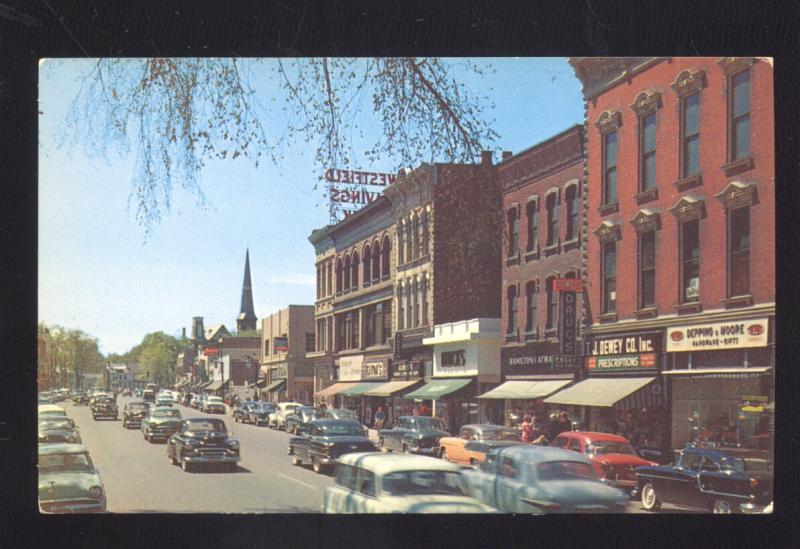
[421,278,428,326]
[316,320,325,352]
[681,92,701,177]
[525,201,538,252]
[363,245,371,283]
[405,222,413,263]
[398,287,405,331]
[335,464,358,490]
[305,332,315,353]
[351,251,359,289]
[602,241,617,313]
[507,286,518,334]
[546,193,559,246]
[316,265,321,299]
[603,130,618,205]
[372,240,380,281]
[343,255,351,290]
[728,207,750,296]
[525,281,537,333]
[729,70,751,162]
[335,258,343,293]
[382,300,392,343]
[405,285,412,330]
[565,186,578,241]
[327,317,333,352]
[507,208,519,257]
[264,339,270,356]
[412,216,420,260]
[359,470,376,497]
[546,276,557,329]
[351,312,359,349]
[639,111,657,191]
[381,235,391,278]
[327,260,332,296]
[412,279,419,327]
[680,219,700,303]
[398,227,405,265]
[421,211,429,256]
[639,230,656,308]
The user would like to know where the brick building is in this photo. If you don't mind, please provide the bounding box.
[546,57,774,452]
[260,305,315,404]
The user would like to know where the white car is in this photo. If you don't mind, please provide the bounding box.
[322,453,497,513]
[202,396,226,414]
[38,404,68,418]
[268,402,303,430]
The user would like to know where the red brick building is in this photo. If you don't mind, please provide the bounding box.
[489,125,586,427]
[553,57,774,451]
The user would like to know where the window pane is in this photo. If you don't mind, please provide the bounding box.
[686,135,700,176]
[682,220,700,302]
[643,113,656,152]
[604,243,616,278]
[684,93,700,135]
[730,208,750,296]
[734,116,750,159]
[731,253,750,296]
[606,279,616,312]
[641,270,655,307]
[644,153,656,190]
[640,231,655,269]
[606,169,617,203]
[731,208,750,252]
[733,71,750,117]
[605,131,617,167]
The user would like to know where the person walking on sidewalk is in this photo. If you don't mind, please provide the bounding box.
[374,406,386,430]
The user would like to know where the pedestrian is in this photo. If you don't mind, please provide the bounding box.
[374,406,385,430]
[521,416,533,444]
[412,404,421,417]
[558,412,572,435]
[547,413,561,441]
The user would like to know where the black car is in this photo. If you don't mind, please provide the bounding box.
[232,400,255,423]
[38,418,81,444]
[246,402,277,426]
[288,419,375,474]
[122,401,151,429]
[167,418,241,472]
[91,397,118,420]
[634,446,773,514]
[284,406,317,434]
[71,392,90,406]
[378,416,449,456]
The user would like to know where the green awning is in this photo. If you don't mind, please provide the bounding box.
[403,378,473,400]
[477,379,573,400]
[264,379,286,393]
[363,380,422,397]
[339,381,385,396]
[542,377,655,407]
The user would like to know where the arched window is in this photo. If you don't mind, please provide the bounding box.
[507,286,518,334]
[546,193,559,247]
[335,258,343,293]
[372,239,381,281]
[525,281,537,333]
[421,210,429,256]
[343,255,351,290]
[398,224,405,265]
[381,235,391,278]
[363,244,371,283]
[351,250,359,290]
[565,185,579,241]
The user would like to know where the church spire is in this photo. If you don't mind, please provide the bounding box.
[237,248,257,333]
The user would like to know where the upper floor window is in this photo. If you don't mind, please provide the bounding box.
[638,230,656,309]
[382,300,392,343]
[603,131,618,205]
[507,207,519,257]
[545,276,557,329]
[420,278,428,326]
[546,193,559,247]
[639,112,657,191]
[525,201,538,252]
[335,258,343,293]
[412,216,420,260]
[681,92,701,177]
[412,279,420,327]
[565,186,579,241]
[421,211,429,256]
[397,287,405,331]
[680,219,700,303]
[729,69,751,162]
[728,206,750,297]
[343,255,351,290]
[305,332,316,353]
[398,227,405,265]
[372,240,381,281]
[507,286,518,334]
[602,241,617,313]
[363,245,371,283]
[381,235,391,277]
[405,284,413,329]
[405,221,413,262]
[525,281,537,333]
[351,251,359,290]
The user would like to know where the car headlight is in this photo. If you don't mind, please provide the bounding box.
[228,440,240,449]
[89,485,103,499]
[68,432,80,442]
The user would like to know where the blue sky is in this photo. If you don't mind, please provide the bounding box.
[38,57,583,354]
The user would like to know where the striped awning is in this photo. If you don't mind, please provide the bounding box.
[315,382,359,398]
[338,382,385,397]
[543,377,656,408]
[362,380,422,397]
[477,379,573,400]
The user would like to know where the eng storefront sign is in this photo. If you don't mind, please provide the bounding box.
[586,332,662,373]
[666,318,768,352]
[363,358,389,380]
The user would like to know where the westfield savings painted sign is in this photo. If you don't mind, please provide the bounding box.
[325,168,397,219]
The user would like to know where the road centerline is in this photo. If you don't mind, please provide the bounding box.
[277,472,317,490]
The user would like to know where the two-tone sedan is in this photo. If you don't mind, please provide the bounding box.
[379,416,449,456]
[438,424,523,468]
[38,444,106,513]
[246,402,277,426]
[202,396,227,414]
[71,392,90,406]
[284,406,318,434]
[269,402,303,430]
[122,401,151,429]
[39,418,82,445]
[232,400,255,423]
[167,418,241,472]
[91,397,118,421]
[289,419,376,474]
[140,407,182,443]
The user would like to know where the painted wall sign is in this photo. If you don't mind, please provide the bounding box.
[339,355,364,382]
[273,337,289,352]
[363,358,389,380]
[501,342,583,376]
[586,332,662,373]
[666,318,768,352]
[553,278,584,292]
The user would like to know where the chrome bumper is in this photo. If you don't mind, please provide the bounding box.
[184,454,240,463]
[39,499,106,513]
[739,502,769,514]
[410,446,438,455]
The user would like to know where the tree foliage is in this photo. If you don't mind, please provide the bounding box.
[38,322,105,389]
[60,57,497,235]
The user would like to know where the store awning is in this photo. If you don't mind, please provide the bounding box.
[264,379,286,393]
[662,367,771,378]
[403,378,473,400]
[315,382,359,398]
[543,377,656,407]
[339,382,385,397]
[206,380,225,391]
[198,380,213,389]
[363,380,422,397]
[477,379,573,400]
[255,378,268,388]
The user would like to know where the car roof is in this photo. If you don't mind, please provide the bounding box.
[152,406,179,411]
[38,404,66,413]
[684,447,771,461]
[559,431,631,443]
[491,444,594,465]
[38,443,90,456]
[310,418,361,426]
[337,453,461,475]
[461,424,516,431]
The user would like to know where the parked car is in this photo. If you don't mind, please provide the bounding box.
[121,388,132,397]
[232,400,256,423]
[550,431,657,491]
[269,402,304,430]
[438,424,523,467]
[167,417,241,472]
[464,445,629,513]
[91,397,118,421]
[246,402,277,426]
[71,392,90,406]
[88,393,110,407]
[155,395,174,408]
[38,443,106,513]
[378,416,449,455]
[202,396,226,414]
[322,453,496,513]
[182,392,194,406]
[633,446,773,514]
[319,408,358,421]
[39,418,81,444]
[141,407,183,443]
[141,389,156,404]
[39,404,68,419]
[122,401,151,429]
[284,406,318,434]
[289,419,374,474]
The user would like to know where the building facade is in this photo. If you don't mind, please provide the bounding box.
[260,305,315,404]
[561,57,774,451]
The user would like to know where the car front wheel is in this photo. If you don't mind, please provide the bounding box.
[712,499,733,514]
[312,457,328,474]
[640,482,661,511]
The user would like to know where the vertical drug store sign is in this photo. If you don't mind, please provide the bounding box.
[666,319,768,352]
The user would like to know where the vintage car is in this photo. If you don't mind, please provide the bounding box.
[438,424,523,467]
[122,401,151,429]
[141,406,183,442]
[155,395,174,408]
[141,389,156,404]
[246,402,277,426]
[232,400,255,423]
[269,402,304,430]
[121,388,132,397]
[289,418,375,474]
[38,394,54,404]
[284,406,318,434]
[202,396,227,414]
[463,445,630,514]
[319,408,358,421]
[71,392,90,406]
[39,404,68,418]
[167,417,241,472]
[88,392,111,407]
[91,397,119,421]
[378,416,450,456]
[323,453,497,513]
[633,446,773,514]
[39,418,81,444]
[38,443,106,513]
[550,431,657,490]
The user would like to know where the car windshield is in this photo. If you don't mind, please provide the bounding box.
[128,404,147,411]
[208,398,223,403]
[410,417,446,431]
[39,453,93,473]
[318,423,364,436]
[185,419,226,432]
[536,461,600,482]
[381,471,469,497]
[719,457,772,473]
[329,410,356,419]
[39,420,74,430]
[481,429,520,441]
[152,409,181,418]
[586,441,635,456]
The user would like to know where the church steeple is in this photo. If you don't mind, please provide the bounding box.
[237,249,257,333]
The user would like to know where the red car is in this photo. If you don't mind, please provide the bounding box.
[550,431,657,490]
